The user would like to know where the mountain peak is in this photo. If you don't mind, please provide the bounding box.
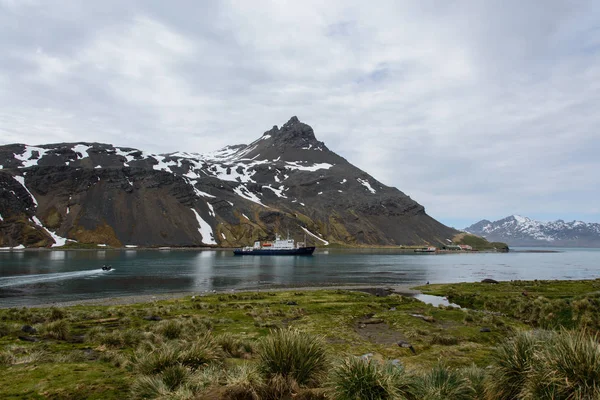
[465,215,600,247]
[0,117,457,248]
[277,116,318,145]
[285,116,300,125]
[234,117,334,163]
[511,215,529,224]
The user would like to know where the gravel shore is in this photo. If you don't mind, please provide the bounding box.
[14,284,422,309]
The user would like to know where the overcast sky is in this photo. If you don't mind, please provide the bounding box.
[1,0,599,228]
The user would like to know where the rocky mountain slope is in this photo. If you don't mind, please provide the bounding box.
[465,215,600,247]
[0,117,457,248]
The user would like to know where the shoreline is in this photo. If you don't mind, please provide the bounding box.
[3,283,422,309]
[0,246,513,255]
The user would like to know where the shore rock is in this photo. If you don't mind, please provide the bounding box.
[21,325,37,334]
[481,279,499,284]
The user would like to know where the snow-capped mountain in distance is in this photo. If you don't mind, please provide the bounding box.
[0,116,457,248]
[465,215,600,247]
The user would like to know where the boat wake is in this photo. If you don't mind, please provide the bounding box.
[0,269,109,288]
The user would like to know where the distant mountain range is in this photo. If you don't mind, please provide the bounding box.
[0,116,458,248]
[465,215,600,247]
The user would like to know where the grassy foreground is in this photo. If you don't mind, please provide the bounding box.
[1,280,599,399]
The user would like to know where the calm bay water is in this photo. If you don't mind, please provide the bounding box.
[0,248,598,307]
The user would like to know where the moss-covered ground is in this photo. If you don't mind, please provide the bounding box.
[1,279,599,398]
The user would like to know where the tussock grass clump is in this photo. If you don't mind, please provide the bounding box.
[41,319,70,340]
[97,330,126,348]
[416,363,475,400]
[295,388,329,400]
[218,333,255,358]
[133,342,181,375]
[0,351,15,365]
[522,329,600,399]
[262,373,300,400]
[0,322,12,337]
[130,375,170,399]
[223,364,264,400]
[85,325,105,341]
[329,357,417,400]
[460,365,486,400]
[54,350,88,363]
[98,350,130,368]
[160,364,191,391]
[258,328,329,387]
[18,308,46,324]
[153,319,183,340]
[180,337,224,369]
[83,310,106,320]
[0,345,48,365]
[150,317,212,341]
[131,363,223,399]
[122,328,144,347]
[133,335,223,375]
[185,365,225,392]
[190,315,213,331]
[485,330,548,399]
[49,307,67,321]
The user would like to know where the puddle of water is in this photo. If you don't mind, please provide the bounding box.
[412,294,461,308]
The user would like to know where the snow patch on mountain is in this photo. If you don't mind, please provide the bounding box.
[357,178,376,194]
[207,202,215,217]
[263,185,287,198]
[13,175,37,207]
[465,215,600,246]
[191,208,217,245]
[72,144,91,159]
[152,156,177,172]
[32,216,68,247]
[284,161,333,172]
[301,226,329,245]
[15,146,48,168]
[512,215,528,224]
[233,185,267,207]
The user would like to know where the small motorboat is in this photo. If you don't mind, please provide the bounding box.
[101,265,112,271]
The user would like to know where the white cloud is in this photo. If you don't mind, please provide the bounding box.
[0,0,599,224]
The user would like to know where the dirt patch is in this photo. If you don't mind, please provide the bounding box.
[354,287,395,297]
[354,314,406,345]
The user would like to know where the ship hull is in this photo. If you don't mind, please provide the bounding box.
[233,247,316,256]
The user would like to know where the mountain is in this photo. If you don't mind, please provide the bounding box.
[464,215,600,247]
[0,116,457,248]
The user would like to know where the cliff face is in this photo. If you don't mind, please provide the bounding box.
[0,117,457,248]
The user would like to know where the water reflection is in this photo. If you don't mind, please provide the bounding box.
[413,294,460,308]
[193,251,216,291]
[0,248,598,307]
[49,251,66,261]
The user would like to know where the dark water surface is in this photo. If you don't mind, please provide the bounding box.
[0,248,598,307]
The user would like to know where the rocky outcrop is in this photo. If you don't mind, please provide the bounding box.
[0,117,457,248]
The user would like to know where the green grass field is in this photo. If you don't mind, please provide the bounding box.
[1,280,599,398]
